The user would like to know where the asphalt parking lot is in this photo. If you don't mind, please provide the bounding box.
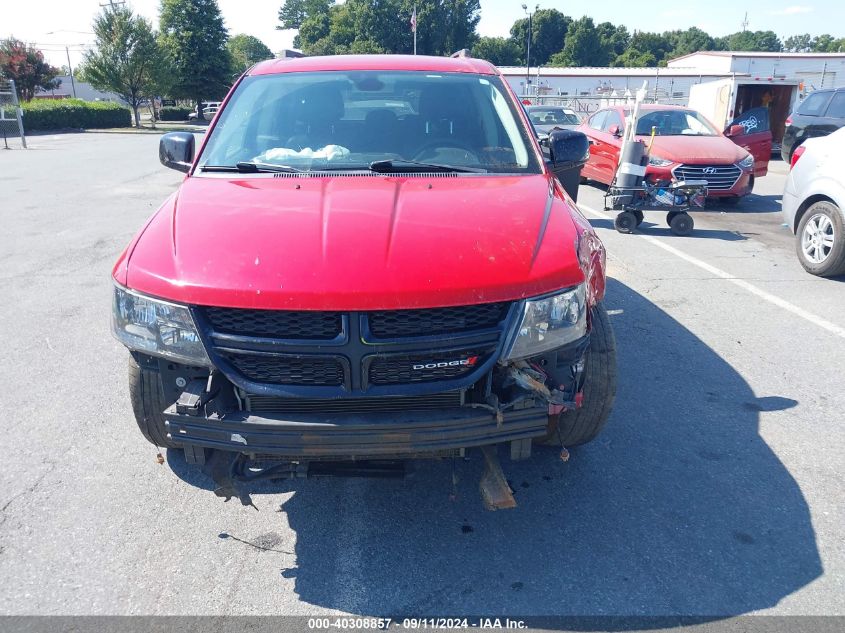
[1,132,844,617]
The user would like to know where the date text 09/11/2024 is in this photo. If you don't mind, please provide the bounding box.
[306,618,528,630]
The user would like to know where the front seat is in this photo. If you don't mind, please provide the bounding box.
[285,84,345,151]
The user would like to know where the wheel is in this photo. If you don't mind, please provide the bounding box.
[666,210,679,224]
[796,201,845,277]
[128,355,179,448]
[669,212,694,236]
[537,303,617,447]
[632,209,644,226]
[614,211,637,233]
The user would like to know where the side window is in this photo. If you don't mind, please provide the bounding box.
[798,91,833,116]
[603,110,623,133]
[588,110,608,131]
[824,91,845,118]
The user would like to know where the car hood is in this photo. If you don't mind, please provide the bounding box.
[122,173,585,310]
[641,134,749,164]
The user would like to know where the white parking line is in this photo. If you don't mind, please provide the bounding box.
[580,204,845,341]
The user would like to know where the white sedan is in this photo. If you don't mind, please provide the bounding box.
[782,127,845,277]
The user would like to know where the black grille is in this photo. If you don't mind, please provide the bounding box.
[246,392,462,414]
[222,353,344,386]
[368,303,508,338]
[368,350,490,385]
[202,307,342,340]
[673,164,741,191]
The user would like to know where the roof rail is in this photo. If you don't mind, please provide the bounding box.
[450,49,471,58]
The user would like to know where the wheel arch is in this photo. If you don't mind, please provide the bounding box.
[794,194,840,233]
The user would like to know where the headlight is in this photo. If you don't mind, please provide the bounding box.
[503,284,587,360]
[738,154,754,169]
[112,285,211,366]
[648,155,673,167]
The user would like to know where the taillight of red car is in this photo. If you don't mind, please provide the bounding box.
[790,145,806,170]
[785,115,793,127]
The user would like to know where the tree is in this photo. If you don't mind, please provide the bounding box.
[277,0,333,30]
[611,48,656,67]
[82,7,168,127]
[159,0,233,108]
[509,9,571,67]
[0,38,60,101]
[472,36,520,66]
[549,16,602,67]
[627,31,674,65]
[669,27,716,58]
[716,30,782,52]
[228,34,273,72]
[783,33,813,52]
[597,22,629,60]
[292,0,479,57]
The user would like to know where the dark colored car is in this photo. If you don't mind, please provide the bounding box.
[526,106,581,139]
[781,88,845,162]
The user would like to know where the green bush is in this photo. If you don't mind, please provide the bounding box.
[21,98,131,131]
[158,106,192,121]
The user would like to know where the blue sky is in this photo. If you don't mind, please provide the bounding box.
[5,1,843,69]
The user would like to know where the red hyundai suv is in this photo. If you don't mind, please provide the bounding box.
[111,55,615,506]
[579,104,769,202]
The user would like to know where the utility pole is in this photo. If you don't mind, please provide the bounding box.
[522,4,539,96]
[741,12,749,32]
[100,0,126,8]
[64,47,77,98]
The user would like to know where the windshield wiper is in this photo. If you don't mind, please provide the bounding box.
[201,162,305,173]
[369,159,486,174]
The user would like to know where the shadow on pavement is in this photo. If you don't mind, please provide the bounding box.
[168,278,821,620]
[587,217,748,241]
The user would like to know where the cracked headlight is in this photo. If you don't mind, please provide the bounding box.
[112,285,211,366]
[738,154,754,169]
[503,284,588,360]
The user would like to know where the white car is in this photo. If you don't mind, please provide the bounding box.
[782,127,845,277]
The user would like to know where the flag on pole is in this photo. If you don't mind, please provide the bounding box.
[410,6,417,33]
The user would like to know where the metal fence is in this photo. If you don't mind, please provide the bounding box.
[517,91,685,118]
[0,79,27,149]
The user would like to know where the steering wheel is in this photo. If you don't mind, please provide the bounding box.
[413,139,478,162]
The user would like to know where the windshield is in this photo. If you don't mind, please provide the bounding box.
[197,71,539,174]
[527,108,579,126]
[634,109,719,136]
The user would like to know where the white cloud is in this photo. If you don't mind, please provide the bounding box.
[771,5,814,15]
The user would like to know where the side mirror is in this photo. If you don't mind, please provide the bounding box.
[159,132,195,172]
[549,129,590,170]
[726,124,745,138]
[608,124,622,137]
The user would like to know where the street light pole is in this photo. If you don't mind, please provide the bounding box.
[65,46,77,98]
[522,4,539,97]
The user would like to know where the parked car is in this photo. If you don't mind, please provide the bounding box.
[781,88,845,162]
[782,126,845,277]
[187,101,221,121]
[526,105,580,141]
[578,104,767,202]
[113,54,614,507]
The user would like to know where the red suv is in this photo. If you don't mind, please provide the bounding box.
[112,55,615,505]
[579,104,769,202]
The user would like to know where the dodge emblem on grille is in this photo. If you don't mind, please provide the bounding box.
[413,356,479,370]
[703,167,717,174]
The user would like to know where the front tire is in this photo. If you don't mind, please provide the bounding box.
[128,356,178,448]
[796,201,845,277]
[537,303,617,447]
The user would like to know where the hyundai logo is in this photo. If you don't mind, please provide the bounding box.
[703,167,717,174]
